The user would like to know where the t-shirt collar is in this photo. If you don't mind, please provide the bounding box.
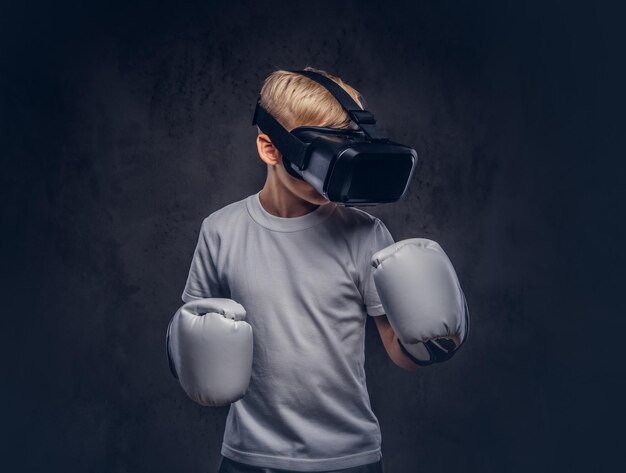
[246,191,336,232]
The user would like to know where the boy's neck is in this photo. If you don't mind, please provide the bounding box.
[259,185,321,219]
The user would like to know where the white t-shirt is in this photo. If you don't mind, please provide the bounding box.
[182,191,395,471]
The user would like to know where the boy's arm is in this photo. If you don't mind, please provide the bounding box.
[182,216,226,302]
[373,314,419,372]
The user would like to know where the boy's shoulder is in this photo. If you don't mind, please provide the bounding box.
[331,205,385,241]
[332,204,382,228]
[200,195,249,233]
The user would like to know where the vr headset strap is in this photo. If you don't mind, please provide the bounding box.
[291,70,389,141]
[251,69,389,169]
[252,98,309,170]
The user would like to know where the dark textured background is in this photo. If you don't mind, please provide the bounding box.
[2,1,624,472]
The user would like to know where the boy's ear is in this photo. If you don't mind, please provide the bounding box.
[256,133,281,166]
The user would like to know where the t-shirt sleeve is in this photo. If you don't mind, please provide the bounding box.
[181,216,224,303]
[359,218,395,317]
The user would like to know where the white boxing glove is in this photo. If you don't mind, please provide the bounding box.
[371,238,469,366]
[166,298,253,406]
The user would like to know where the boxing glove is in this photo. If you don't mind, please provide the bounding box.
[166,298,253,406]
[371,238,469,366]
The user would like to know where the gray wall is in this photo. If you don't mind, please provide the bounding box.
[2,1,623,472]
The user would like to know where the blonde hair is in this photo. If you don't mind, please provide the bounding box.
[257,66,365,133]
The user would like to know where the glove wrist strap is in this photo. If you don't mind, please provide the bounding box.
[397,339,433,367]
[397,338,460,367]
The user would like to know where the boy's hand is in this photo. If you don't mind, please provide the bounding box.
[371,239,469,367]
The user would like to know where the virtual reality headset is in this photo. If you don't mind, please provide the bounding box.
[252,70,418,206]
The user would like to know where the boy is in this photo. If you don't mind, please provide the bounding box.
[181,67,425,473]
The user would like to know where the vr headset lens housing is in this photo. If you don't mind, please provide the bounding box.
[336,149,416,204]
[252,70,418,206]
